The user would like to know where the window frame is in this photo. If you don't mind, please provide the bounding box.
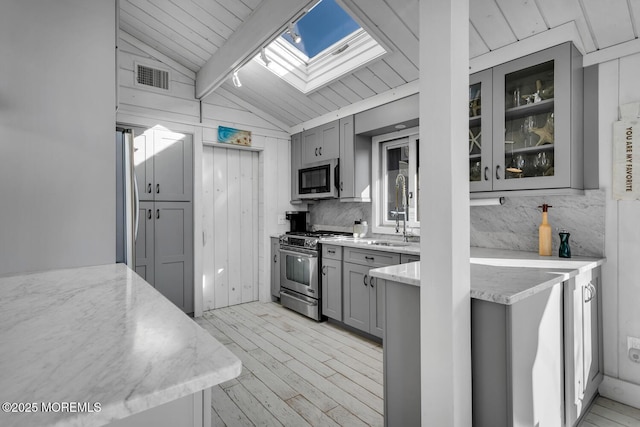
[372,127,420,236]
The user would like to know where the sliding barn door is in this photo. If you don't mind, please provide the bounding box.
[202,146,259,310]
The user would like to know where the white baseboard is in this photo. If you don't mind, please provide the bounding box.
[599,376,640,409]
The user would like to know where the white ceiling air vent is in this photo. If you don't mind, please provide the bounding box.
[136,64,169,91]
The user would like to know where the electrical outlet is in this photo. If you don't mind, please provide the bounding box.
[628,336,640,363]
[277,214,287,225]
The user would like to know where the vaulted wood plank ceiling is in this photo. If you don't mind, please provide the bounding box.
[119,0,640,130]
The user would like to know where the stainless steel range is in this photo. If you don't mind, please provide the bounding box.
[279,231,349,321]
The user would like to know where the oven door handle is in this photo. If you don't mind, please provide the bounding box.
[279,248,318,258]
[280,289,318,306]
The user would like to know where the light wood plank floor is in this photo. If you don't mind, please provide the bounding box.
[197,301,640,427]
[579,397,640,427]
[196,301,383,427]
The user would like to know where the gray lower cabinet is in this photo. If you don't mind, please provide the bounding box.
[385,270,601,427]
[322,258,342,320]
[270,237,280,298]
[383,279,421,427]
[321,244,343,321]
[472,282,564,427]
[400,254,420,263]
[342,248,398,338]
[135,201,193,313]
[564,267,603,426]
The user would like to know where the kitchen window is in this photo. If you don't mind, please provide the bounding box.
[372,128,420,235]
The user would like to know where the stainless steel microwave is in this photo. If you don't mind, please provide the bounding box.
[298,159,339,199]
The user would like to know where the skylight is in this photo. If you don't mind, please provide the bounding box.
[253,0,388,94]
[282,0,361,59]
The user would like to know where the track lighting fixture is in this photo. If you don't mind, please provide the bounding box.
[288,23,301,44]
[232,70,241,88]
[260,47,270,67]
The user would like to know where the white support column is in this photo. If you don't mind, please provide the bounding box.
[419,0,472,426]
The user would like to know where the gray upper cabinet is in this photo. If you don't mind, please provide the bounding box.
[339,116,371,202]
[290,133,302,203]
[469,69,494,192]
[135,129,193,202]
[302,120,339,165]
[471,42,584,194]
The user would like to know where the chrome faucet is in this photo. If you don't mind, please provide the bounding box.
[395,174,408,242]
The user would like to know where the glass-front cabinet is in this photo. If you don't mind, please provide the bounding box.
[469,69,493,192]
[469,42,583,193]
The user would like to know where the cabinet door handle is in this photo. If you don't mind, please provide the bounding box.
[363,274,368,286]
[370,276,375,287]
[340,182,344,191]
[147,183,152,193]
[156,183,160,194]
[495,165,501,180]
[322,265,327,276]
[315,147,318,156]
[365,256,375,261]
[484,166,489,181]
[319,147,322,156]
[328,249,335,254]
[584,283,593,303]
[273,254,277,263]
[147,209,152,220]
[156,209,160,219]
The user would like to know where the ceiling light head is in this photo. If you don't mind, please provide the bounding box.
[288,23,301,44]
[260,47,270,67]
[394,124,406,130]
[232,70,242,88]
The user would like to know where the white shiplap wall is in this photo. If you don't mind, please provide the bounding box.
[598,51,640,408]
[202,147,259,310]
[117,33,295,313]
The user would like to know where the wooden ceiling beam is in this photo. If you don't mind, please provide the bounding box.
[195,0,316,99]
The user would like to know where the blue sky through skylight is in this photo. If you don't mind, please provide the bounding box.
[282,0,361,58]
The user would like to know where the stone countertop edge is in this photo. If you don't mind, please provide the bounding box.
[0,263,242,427]
[319,237,421,255]
[369,248,605,305]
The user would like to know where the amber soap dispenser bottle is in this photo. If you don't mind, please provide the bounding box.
[538,204,553,256]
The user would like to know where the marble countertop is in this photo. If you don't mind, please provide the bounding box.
[369,247,605,305]
[0,264,241,427]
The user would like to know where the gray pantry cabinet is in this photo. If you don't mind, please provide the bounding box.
[135,129,193,202]
[134,130,194,313]
[321,244,343,321]
[343,247,399,338]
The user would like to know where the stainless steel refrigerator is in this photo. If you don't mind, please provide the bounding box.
[115,128,138,268]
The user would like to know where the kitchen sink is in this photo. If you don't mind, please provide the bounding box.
[365,240,410,247]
